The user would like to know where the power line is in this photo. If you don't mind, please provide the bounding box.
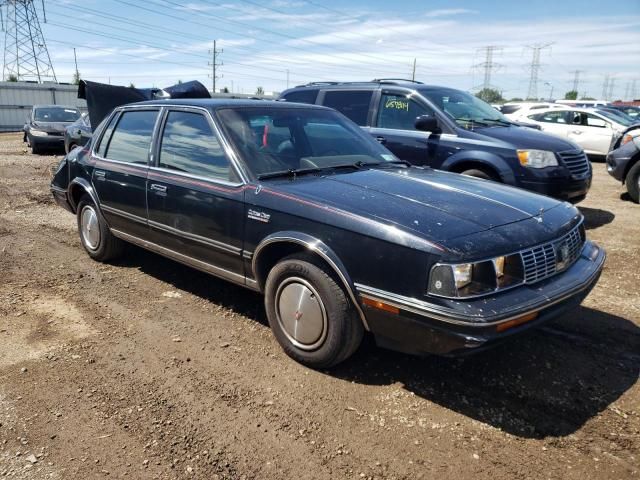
[1,0,56,82]
[525,43,553,100]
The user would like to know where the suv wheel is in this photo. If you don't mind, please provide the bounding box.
[460,168,498,181]
[626,162,640,203]
[77,194,124,261]
[265,254,363,368]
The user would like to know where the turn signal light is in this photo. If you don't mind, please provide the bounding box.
[362,297,400,314]
[496,312,538,332]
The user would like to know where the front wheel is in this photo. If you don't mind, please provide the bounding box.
[76,195,124,261]
[626,162,640,203]
[460,168,498,181]
[265,254,363,368]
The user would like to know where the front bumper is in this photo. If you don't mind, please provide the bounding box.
[518,176,591,202]
[358,240,605,356]
[606,141,638,182]
[30,133,65,147]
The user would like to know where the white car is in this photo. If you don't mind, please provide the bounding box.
[502,102,568,122]
[524,107,639,156]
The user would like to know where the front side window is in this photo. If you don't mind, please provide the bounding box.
[105,110,158,165]
[377,93,433,130]
[321,90,373,126]
[216,107,398,177]
[159,111,235,182]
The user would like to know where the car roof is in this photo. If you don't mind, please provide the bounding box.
[127,98,332,110]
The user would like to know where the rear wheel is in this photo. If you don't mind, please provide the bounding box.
[265,254,363,368]
[626,161,640,203]
[460,167,499,181]
[76,194,124,261]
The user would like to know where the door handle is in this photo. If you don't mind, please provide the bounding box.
[149,183,167,193]
[572,130,582,135]
[375,136,387,144]
[94,170,106,181]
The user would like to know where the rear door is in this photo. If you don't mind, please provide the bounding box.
[146,107,246,279]
[92,108,160,239]
[318,89,374,126]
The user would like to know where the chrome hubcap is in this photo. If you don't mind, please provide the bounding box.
[80,206,100,250]
[275,277,327,350]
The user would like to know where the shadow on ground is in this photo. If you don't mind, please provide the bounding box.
[113,246,639,440]
[579,206,615,229]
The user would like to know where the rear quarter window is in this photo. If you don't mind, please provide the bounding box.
[282,89,318,104]
[321,90,373,126]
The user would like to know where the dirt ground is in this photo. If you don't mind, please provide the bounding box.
[0,131,638,480]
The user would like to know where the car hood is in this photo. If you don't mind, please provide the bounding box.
[476,124,580,151]
[31,121,73,133]
[260,167,569,251]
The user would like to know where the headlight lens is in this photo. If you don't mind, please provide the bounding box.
[428,254,524,298]
[517,149,558,168]
[30,129,48,137]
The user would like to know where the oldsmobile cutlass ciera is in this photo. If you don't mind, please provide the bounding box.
[50,99,606,368]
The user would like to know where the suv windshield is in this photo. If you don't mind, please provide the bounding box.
[216,107,399,178]
[419,87,511,130]
[34,107,80,123]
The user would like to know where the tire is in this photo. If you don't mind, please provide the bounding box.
[626,161,640,203]
[265,254,363,368]
[460,168,498,181]
[26,136,41,155]
[76,194,124,262]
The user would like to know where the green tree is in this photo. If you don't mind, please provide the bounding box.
[475,88,503,104]
[579,96,596,100]
[255,86,264,95]
[222,87,229,93]
[564,90,578,100]
[128,82,135,88]
[7,74,18,82]
[509,97,523,102]
[72,71,81,85]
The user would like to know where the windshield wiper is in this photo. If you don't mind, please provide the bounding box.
[481,118,513,126]
[257,167,322,180]
[453,118,492,127]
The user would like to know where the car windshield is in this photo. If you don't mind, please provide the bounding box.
[419,86,511,129]
[595,109,635,126]
[34,107,80,122]
[216,107,400,178]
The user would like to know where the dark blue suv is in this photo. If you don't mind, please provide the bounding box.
[279,80,592,202]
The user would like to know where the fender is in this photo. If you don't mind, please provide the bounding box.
[441,150,517,185]
[252,231,369,330]
[68,177,103,216]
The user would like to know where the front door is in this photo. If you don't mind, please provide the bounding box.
[146,108,245,279]
[369,91,444,167]
[567,112,614,155]
[92,108,160,238]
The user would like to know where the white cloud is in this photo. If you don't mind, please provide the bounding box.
[424,8,477,18]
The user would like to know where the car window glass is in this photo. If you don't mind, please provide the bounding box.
[282,90,318,104]
[377,94,433,130]
[531,111,568,123]
[96,113,119,157]
[105,110,158,165]
[584,113,608,128]
[33,107,80,122]
[322,90,372,126]
[159,111,236,182]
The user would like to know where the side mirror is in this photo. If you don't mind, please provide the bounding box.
[414,115,439,133]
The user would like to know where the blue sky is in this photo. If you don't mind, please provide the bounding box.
[11,0,640,98]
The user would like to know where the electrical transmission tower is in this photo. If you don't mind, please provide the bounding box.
[208,40,223,94]
[602,74,610,100]
[525,43,553,100]
[473,45,502,91]
[569,70,583,93]
[608,77,616,101]
[1,0,56,82]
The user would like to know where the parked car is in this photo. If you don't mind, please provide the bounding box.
[608,104,640,120]
[23,105,81,154]
[279,80,592,202]
[501,102,568,122]
[525,107,638,156]
[607,133,640,203]
[50,99,605,367]
[64,112,92,154]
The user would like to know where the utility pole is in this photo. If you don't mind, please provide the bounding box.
[286,69,289,89]
[411,58,416,82]
[208,40,223,94]
[73,47,79,82]
[473,45,502,91]
[1,0,57,82]
[569,70,582,92]
[525,43,553,100]
[602,74,610,100]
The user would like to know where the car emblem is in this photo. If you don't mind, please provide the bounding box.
[294,310,303,321]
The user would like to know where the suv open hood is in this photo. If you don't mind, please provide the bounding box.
[268,167,567,248]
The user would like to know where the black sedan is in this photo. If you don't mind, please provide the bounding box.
[50,99,605,368]
[24,105,82,154]
[64,112,92,154]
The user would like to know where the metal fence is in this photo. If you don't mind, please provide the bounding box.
[0,82,87,132]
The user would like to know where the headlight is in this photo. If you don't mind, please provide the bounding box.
[517,149,558,168]
[30,129,48,137]
[428,254,524,298]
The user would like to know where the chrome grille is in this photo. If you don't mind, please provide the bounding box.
[558,149,590,177]
[520,224,584,284]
